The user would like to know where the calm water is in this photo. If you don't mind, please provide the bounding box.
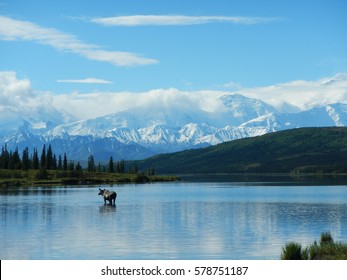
[1,179,347,259]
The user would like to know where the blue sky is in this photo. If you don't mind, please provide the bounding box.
[0,0,346,95]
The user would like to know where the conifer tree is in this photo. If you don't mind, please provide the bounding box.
[108,156,114,173]
[22,147,30,171]
[58,155,62,170]
[52,154,57,170]
[97,162,102,172]
[32,148,40,170]
[46,144,53,169]
[12,148,21,170]
[0,145,10,169]
[63,153,68,171]
[87,154,95,172]
[8,151,14,170]
[118,159,125,173]
[68,161,75,177]
[76,162,83,177]
[40,144,46,169]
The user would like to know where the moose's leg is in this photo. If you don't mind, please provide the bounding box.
[104,198,107,204]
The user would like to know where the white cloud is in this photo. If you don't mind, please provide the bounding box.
[51,74,347,119]
[0,71,64,130]
[91,15,275,26]
[79,49,157,66]
[0,15,158,66]
[2,71,347,122]
[239,74,347,111]
[57,78,113,84]
[0,71,32,107]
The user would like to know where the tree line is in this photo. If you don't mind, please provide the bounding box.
[0,144,153,175]
[0,144,67,171]
[87,154,127,174]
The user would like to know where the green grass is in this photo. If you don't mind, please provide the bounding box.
[0,169,179,187]
[281,242,303,260]
[281,232,347,260]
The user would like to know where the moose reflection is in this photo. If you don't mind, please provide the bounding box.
[98,188,117,205]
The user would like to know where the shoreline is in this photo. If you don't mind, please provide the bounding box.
[0,169,180,187]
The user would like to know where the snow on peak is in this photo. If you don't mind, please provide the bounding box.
[3,73,347,160]
[322,73,347,86]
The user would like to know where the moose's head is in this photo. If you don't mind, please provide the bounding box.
[98,188,105,196]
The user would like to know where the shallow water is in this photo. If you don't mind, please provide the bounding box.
[1,181,347,259]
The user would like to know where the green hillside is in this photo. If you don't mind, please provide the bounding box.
[138,127,347,174]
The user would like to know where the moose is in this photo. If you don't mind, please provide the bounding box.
[98,188,117,205]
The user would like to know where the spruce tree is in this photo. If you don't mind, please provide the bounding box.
[32,148,39,170]
[87,154,95,172]
[0,145,10,169]
[58,155,62,170]
[108,156,114,173]
[40,144,46,169]
[118,159,125,173]
[63,153,68,171]
[76,162,83,177]
[97,162,102,172]
[22,147,30,171]
[52,154,57,170]
[12,148,21,170]
[46,144,53,169]
[68,161,75,177]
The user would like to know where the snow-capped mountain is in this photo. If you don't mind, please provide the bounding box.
[1,73,347,161]
[1,96,347,161]
[39,94,280,155]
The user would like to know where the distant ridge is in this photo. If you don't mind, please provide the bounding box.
[137,127,347,174]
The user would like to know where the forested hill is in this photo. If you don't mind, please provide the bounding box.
[137,127,347,174]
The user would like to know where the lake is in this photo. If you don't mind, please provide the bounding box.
[1,177,347,259]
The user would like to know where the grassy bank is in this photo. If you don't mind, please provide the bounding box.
[281,232,347,260]
[0,169,180,187]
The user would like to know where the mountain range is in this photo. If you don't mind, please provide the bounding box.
[1,73,347,161]
[137,127,347,174]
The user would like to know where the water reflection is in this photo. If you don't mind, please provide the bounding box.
[181,173,347,186]
[0,187,68,198]
[99,204,117,214]
[0,183,347,259]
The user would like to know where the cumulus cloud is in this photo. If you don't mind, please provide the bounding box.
[239,74,347,111]
[51,74,347,120]
[0,71,61,130]
[0,71,32,107]
[52,88,210,120]
[0,15,158,66]
[2,71,347,123]
[91,15,275,26]
[57,78,113,84]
